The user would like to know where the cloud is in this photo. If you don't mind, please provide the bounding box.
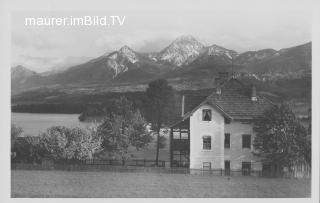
[12,31,63,50]
[11,4,312,72]
[92,29,181,54]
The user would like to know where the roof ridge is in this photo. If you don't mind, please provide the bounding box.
[170,77,275,127]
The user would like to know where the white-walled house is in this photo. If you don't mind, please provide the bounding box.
[169,77,273,174]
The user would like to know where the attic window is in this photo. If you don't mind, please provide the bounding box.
[202,109,212,121]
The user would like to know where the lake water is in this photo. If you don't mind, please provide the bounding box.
[11,113,92,136]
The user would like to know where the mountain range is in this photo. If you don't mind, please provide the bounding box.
[11,35,311,94]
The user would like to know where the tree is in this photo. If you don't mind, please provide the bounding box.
[11,124,23,152]
[64,125,103,160]
[127,110,153,150]
[38,126,69,160]
[11,124,45,163]
[145,79,175,165]
[253,104,311,172]
[97,97,152,160]
[39,126,103,160]
[14,136,43,164]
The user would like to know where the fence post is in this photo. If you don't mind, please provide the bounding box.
[144,159,146,167]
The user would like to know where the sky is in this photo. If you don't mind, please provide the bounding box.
[11,0,313,72]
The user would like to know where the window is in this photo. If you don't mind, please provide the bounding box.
[242,162,251,176]
[203,162,211,169]
[224,133,230,148]
[203,136,211,150]
[202,109,212,121]
[242,134,251,148]
[225,160,230,176]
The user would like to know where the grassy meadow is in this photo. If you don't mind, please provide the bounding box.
[11,170,311,198]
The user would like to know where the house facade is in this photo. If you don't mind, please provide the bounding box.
[169,77,273,174]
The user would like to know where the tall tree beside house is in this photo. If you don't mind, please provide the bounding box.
[145,79,175,166]
[253,104,311,172]
[97,97,152,160]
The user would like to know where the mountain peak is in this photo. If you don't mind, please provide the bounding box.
[119,45,133,53]
[118,45,138,64]
[157,35,205,66]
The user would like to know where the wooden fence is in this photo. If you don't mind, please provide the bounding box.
[82,159,166,167]
[12,163,310,179]
[12,158,166,171]
[11,158,311,179]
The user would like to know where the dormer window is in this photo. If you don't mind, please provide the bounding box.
[202,109,212,121]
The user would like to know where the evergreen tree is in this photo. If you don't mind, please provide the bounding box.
[145,79,175,165]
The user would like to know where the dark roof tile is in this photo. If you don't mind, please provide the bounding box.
[184,78,273,120]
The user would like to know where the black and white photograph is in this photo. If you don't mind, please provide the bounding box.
[0,0,319,201]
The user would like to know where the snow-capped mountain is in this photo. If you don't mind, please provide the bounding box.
[105,45,140,77]
[155,36,239,67]
[11,36,311,94]
[118,45,139,63]
[156,35,205,66]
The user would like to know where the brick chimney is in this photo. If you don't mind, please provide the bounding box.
[215,78,221,95]
[251,86,257,101]
[181,95,185,117]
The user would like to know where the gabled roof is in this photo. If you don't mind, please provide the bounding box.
[181,78,273,121]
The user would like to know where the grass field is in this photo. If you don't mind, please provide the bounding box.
[11,170,311,198]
